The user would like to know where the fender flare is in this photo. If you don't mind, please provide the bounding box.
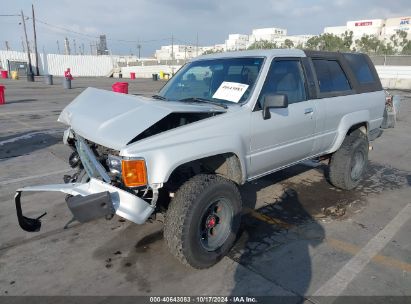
[329,110,370,153]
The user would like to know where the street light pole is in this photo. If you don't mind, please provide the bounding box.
[21,10,34,81]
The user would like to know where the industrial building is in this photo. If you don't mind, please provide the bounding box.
[155,44,200,60]
[324,16,411,41]
[97,35,109,55]
[154,27,313,60]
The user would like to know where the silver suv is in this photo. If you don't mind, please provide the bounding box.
[15,49,385,268]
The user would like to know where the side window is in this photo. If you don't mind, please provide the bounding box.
[312,59,351,93]
[343,53,376,84]
[257,60,307,109]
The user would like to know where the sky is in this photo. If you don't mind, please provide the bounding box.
[1,0,411,57]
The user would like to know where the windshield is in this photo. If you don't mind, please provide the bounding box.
[158,57,264,104]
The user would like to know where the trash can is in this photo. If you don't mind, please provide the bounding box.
[0,85,5,105]
[11,71,18,80]
[45,75,53,85]
[27,72,34,82]
[152,74,158,81]
[63,78,72,89]
[112,82,128,94]
[130,72,136,80]
[1,70,8,79]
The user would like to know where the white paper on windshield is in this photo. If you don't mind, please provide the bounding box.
[212,81,249,103]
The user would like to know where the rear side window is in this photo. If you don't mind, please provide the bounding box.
[343,53,376,84]
[312,59,351,93]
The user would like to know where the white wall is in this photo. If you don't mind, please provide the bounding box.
[2,51,410,89]
[376,65,411,90]
[44,54,115,76]
[0,50,116,76]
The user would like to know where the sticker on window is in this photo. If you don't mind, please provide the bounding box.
[212,81,249,103]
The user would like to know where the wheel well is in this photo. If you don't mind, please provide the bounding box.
[166,153,243,191]
[347,122,368,136]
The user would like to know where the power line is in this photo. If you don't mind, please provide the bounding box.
[175,37,195,46]
[30,17,172,45]
[33,18,99,39]
[4,13,191,54]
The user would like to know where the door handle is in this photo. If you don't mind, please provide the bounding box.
[304,108,314,114]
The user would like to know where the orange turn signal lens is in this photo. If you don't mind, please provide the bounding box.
[121,159,147,187]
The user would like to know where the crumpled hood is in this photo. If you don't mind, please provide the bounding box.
[58,87,225,150]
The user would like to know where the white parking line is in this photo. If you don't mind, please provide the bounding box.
[0,108,63,116]
[313,203,411,296]
[0,169,72,186]
[0,129,63,146]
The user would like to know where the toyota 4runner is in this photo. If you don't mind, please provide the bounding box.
[15,49,385,268]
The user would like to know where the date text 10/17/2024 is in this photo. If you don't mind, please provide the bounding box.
[149,296,258,303]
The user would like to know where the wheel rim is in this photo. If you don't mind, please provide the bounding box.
[351,150,365,181]
[199,197,233,252]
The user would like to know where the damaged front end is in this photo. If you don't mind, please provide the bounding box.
[15,130,158,232]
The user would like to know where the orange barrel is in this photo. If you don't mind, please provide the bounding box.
[1,70,8,79]
[0,85,5,105]
[112,82,129,94]
[130,72,136,80]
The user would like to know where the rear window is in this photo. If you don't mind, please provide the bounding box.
[343,53,376,84]
[312,59,351,93]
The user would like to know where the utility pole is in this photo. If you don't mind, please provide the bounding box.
[56,40,60,54]
[137,41,141,59]
[5,41,10,51]
[21,37,25,52]
[73,39,77,55]
[32,4,39,76]
[21,10,34,80]
[171,34,174,61]
[196,33,199,57]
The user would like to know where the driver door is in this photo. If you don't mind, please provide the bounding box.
[248,58,316,178]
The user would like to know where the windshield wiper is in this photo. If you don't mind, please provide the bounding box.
[178,97,228,109]
[152,94,167,100]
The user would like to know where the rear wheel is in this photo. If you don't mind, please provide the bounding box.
[164,174,242,269]
[329,130,369,190]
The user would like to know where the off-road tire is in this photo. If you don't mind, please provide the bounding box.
[164,174,242,269]
[329,130,369,190]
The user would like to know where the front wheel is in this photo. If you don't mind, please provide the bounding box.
[164,174,242,269]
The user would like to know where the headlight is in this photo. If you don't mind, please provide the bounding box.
[107,155,122,175]
[121,159,147,187]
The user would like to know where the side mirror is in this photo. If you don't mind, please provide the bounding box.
[262,94,288,120]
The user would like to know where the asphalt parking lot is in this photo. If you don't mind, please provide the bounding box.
[0,77,410,301]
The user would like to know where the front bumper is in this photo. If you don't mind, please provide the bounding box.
[15,177,155,232]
